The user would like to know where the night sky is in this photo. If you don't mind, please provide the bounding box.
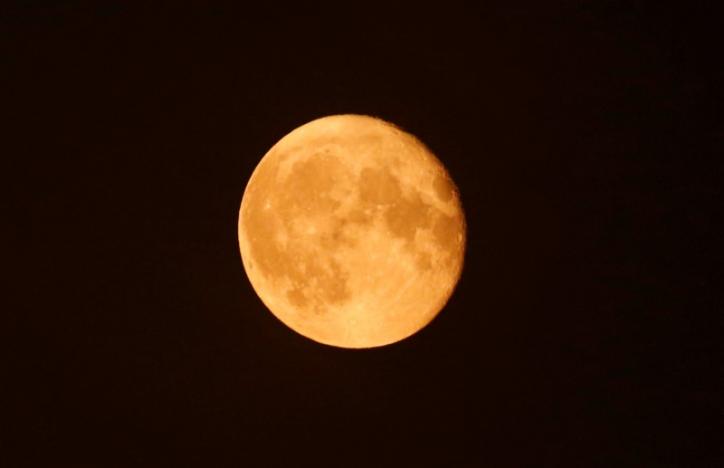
[6,2,722,466]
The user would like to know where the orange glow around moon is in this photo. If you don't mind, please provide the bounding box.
[238,114,465,348]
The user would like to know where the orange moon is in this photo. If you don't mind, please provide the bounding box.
[238,114,465,348]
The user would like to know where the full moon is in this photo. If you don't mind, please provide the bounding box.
[238,114,465,348]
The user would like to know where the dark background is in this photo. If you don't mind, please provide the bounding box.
[5,2,722,466]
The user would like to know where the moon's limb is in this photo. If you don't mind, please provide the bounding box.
[238,114,465,348]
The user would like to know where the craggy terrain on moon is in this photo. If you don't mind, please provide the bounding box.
[238,115,465,347]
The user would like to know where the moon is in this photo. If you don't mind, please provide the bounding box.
[238,114,465,348]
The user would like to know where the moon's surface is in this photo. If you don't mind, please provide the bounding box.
[238,114,465,348]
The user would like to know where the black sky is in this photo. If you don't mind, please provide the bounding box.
[5,2,723,466]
